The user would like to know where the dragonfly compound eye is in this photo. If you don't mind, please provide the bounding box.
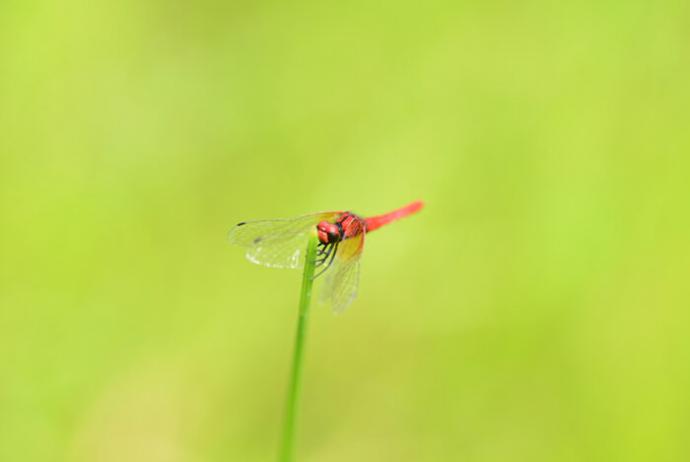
[316,221,331,244]
[316,221,341,244]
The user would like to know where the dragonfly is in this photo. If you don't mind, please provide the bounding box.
[228,200,423,313]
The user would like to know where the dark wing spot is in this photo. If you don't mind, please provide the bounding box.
[253,237,263,244]
[237,222,247,226]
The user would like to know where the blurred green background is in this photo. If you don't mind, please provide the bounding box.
[1,1,689,461]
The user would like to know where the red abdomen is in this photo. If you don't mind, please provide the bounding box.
[364,200,424,232]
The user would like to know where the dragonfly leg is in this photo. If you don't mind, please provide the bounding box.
[313,241,339,279]
[315,242,334,266]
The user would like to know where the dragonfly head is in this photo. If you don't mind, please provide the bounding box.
[316,221,341,244]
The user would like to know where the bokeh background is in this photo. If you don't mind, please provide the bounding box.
[1,1,689,461]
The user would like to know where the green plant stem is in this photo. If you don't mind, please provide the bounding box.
[279,235,319,462]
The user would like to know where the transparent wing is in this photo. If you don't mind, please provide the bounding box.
[228,212,341,269]
[319,222,365,313]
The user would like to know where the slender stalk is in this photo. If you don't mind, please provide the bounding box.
[279,235,319,462]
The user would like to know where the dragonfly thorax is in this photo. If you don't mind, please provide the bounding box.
[316,220,342,244]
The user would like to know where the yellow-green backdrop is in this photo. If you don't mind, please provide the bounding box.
[1,1,689,461]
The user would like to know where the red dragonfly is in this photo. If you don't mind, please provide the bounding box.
[228,200,423,312]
